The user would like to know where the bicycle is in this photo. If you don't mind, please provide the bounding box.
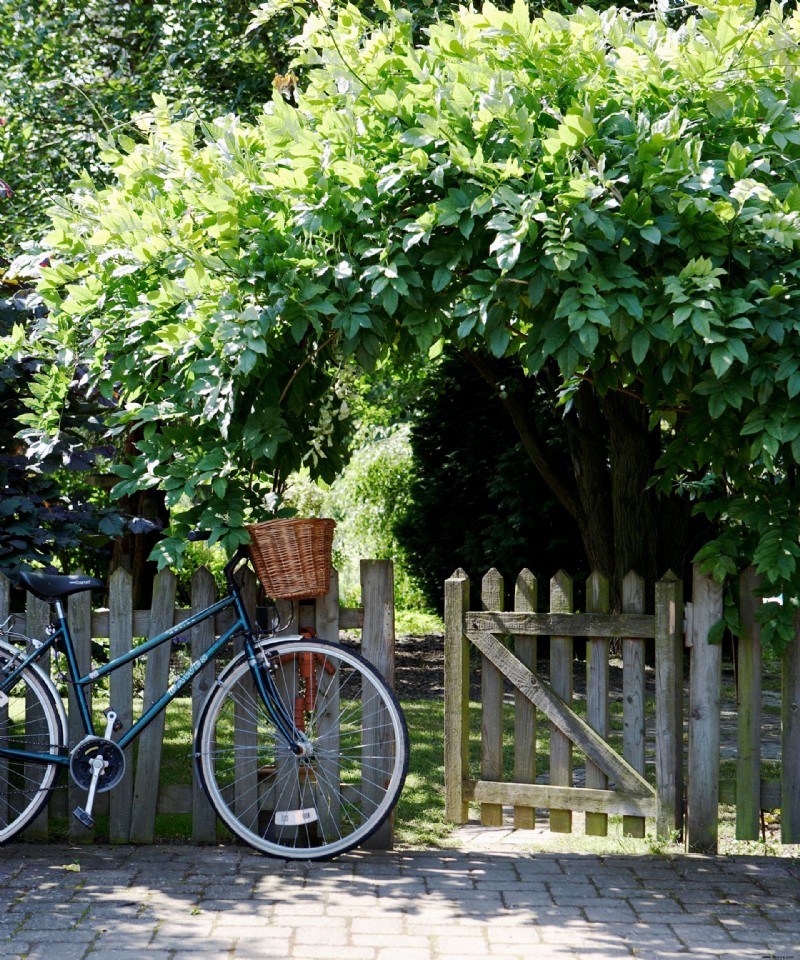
[0,529,409,860]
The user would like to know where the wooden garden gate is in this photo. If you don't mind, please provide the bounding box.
[444,568,684,841]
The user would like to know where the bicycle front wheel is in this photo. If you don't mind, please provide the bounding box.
[0,642,66,843]
[195,637,409,859]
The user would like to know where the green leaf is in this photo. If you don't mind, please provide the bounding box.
[382,287,399,316]
[487,324,510,358]
[710,347,733,378]
[631,328,650,365]
[432,267,451,293]
[640,225,661,245]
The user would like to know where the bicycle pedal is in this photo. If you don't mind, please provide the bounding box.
[73,807,95,829]
[103,708,123,732]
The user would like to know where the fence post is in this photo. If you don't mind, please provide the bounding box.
[737,566,762,841]
[109,567,134,843]
[654,571,683,841]
[25,588,51,840]
[686,564,722,854]
[481,569,505,827]
[130,569,176,844]
[360,559,396,850]
[622,571,647,838]
[190,566,218,843]
[782,612,800,843]
[315,565,340,643]
[549,570,573,834]
[513,569,537,829]
[585,571,610,837]
[444,570,470,823]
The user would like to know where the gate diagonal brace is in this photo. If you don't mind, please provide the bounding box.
[465,629,655,800]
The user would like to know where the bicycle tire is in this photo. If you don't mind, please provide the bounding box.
[195,637,409,859]
[0,640,67,843]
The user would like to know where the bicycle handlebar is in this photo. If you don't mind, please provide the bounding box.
[187,530,212,542]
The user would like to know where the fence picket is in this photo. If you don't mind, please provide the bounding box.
[687,565,722,853]
[782,616,800,843]
[190,566,217,843]
[109,567,134,843]
[361,560,396,850]
[315,565,340,642]
[444,571,470,824]
[68,580,94,842]
[585,572,610,837]
[480,569,505,827]
[549,570,573,834]
[513,570,537,829]
[737,567,762,841]
[25,589,51,841]
[622,571,646,839]
[654,571,683,841]
[129,569,177,844]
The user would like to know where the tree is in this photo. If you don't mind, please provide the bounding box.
[12,0,800,649]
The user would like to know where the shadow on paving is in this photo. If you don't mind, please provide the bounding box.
[0,844,798,960]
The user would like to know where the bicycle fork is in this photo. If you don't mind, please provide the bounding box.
[249,645,328,758]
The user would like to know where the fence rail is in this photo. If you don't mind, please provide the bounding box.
[0,559,396,847]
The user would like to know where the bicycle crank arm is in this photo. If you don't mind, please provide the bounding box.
[73,754,106,829]
[73,711,119,828]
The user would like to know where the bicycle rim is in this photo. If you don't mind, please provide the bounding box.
[0,648,65,843]
[196,638,409,859]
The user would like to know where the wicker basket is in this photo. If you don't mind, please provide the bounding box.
[246,518,336,600]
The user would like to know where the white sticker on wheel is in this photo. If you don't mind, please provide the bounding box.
[275,808,318,827]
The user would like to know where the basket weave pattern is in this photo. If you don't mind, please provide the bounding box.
[246,518,335,600]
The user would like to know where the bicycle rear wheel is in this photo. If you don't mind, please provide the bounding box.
[195,637,409,859]
[0,641,66,843]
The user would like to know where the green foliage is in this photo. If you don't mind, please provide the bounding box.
[17,0,800,650]
[0,0,285,249]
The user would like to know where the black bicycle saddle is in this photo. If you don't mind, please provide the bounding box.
[18,571,104,603]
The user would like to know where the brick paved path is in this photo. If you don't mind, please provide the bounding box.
[0,843,798,960]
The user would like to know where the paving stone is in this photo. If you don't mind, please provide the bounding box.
[0,844,798,960]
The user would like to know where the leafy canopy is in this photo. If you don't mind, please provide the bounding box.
[0,0,283,249]
[14,0,800,646]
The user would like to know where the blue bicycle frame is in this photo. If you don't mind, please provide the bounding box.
[0,551,302,769]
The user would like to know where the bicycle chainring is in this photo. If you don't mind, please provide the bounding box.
[69,737,126,792]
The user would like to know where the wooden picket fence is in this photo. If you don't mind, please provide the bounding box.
[0,559,396,847]
[444,563,800,852]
